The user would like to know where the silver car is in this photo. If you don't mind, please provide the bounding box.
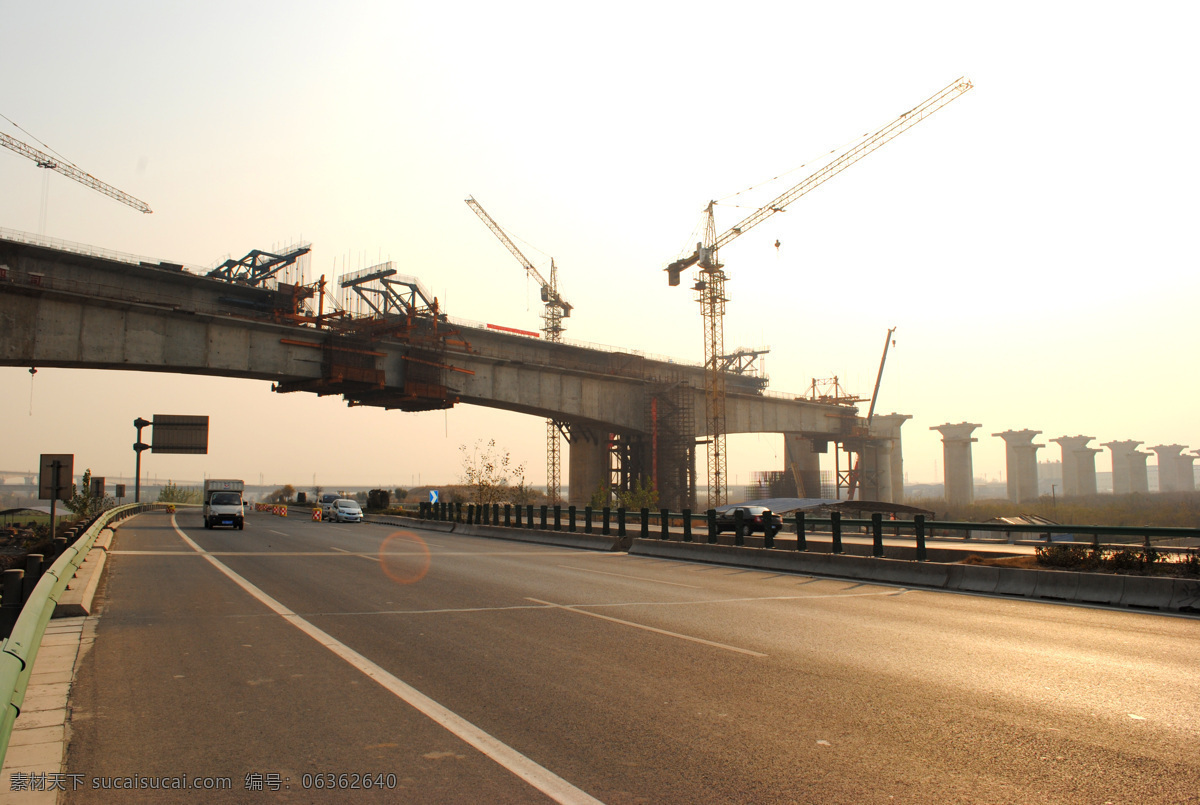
[330,498,363,523]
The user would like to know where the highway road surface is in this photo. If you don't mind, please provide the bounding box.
[61,509,1199,803]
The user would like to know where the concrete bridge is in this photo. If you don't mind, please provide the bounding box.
[0,230,910,508]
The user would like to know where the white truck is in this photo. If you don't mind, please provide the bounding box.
[203,479,245,530]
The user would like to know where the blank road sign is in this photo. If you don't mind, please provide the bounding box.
[39,454,74,502]
[152,415,209,454]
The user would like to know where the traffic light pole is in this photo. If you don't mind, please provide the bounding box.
[134,418,150,503]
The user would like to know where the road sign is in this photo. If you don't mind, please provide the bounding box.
[151,415,209,454]
[430,490,439,503]
[115,483,126,498]
[90,476,106,497]
[38,454,73,502]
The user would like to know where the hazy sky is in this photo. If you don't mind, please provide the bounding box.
[2,1,1197,495]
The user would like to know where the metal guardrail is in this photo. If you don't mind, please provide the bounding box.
[0,502,169,766]
[410,503,1200,558]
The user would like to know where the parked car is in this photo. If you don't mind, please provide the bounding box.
[319,493,341,519]
[329,498,363,523]
[714,505,783,536]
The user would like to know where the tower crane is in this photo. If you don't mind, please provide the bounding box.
[0,130,152,214]
[465,196,573,501]
[665,77,972,508]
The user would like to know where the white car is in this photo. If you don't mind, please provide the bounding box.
[330,498,363,523]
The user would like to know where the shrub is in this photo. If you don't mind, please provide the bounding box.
[1036,544,1085,569]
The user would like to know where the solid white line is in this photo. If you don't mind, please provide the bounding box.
[526,597,768,658]
[169,516,603,805]
[555,565,701,589]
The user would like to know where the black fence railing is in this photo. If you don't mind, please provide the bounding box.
[406,503,1200,560]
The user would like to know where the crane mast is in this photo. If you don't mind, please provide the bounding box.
[0,131,152,214]
[465,196,573,501]
[668,77,972,508]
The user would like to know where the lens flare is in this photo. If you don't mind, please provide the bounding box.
[378,530,431,585]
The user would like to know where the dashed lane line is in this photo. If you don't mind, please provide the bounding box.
[555,565,702,589]
[169,515,604,805]
[526,597,769,658]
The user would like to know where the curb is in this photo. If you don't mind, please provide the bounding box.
[53,525,117,619]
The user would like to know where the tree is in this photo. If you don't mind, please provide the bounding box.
[265,485,296,504]
[590,477,659,509]
[459,439,528,506]
[158,480,201,504]
[64,469,116,517]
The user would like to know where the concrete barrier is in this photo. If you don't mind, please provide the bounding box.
[1071,572,1125,606]
[994,567,1038,598]
[1033,570,1081,602]
[945,564,1000,594]
[1168,579,1200,613]
[1119,576,1171,610]
[458,522,620,552]
[863,558,950,588]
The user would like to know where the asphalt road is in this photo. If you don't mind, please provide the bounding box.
[62,509,1200,803]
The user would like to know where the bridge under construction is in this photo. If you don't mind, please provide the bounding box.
[0,229,910,510]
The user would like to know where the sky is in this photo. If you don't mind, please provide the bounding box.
[2,1,1198,496]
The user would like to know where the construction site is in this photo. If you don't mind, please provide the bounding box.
[4,74,1196,512]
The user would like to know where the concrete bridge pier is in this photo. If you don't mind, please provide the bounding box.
[994,429,1043,504]
[1150,445,1191,492]
[784,434,824,498]
[1051,436,1100,496]
[931,423,981,506]
[1103,440,1149,495]
[568,432,610,508]
[1129,449,1152,493]
[867,414,912,503]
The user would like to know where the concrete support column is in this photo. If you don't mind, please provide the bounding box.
[870,414,911,503]
[993,429,1043,504]
[875,440,894,503]
[1051,436,1099,497]
[1149,445,1187,492]
[1128,450,1151,493]
[1103,440,1145,495]
[783,434,823,498]
[930,423,981,506]
[568,436,609,508]
[853,443,883,501]
[1180,452,1198,492]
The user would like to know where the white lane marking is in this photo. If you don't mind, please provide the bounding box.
[526,597,768,658]
[110,551,358,556]
[169,516,603,805]
[268,529,289,537]
[561,591,902,610]
[330,546,379,562]
[556,565,701,589]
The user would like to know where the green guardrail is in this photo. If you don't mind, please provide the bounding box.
[0,502,170,766]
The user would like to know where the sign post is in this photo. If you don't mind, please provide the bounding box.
[39,453,74,543]
[133,418,150,502]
